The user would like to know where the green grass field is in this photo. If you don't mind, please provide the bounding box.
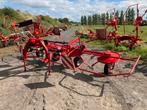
[73,25,147,60]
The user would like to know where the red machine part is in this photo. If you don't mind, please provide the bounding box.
[115,4,147,50]
[103,8,118,41]
[0,34,9,47]
[106,15,118,31]
[10,21,17,32]
[22,36,140,77]
[23,38,51,74]
[33,16,61,37]
[98,51,119,64]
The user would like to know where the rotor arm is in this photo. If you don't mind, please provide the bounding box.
[142,9,147,18]
[83,49,108,57]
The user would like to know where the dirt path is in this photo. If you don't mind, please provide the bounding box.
[0,46,17,58]
[0,29,147,110]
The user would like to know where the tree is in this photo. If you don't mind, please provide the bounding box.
[63,18,69,24]
[81,16,84,25]
[88,16,92,25]
[110,13,112,20]
[115,10,119,24]
[92,15,95,25]
[119,10,124,25]
[97,14,101,25]
[95,14,99,25]
[101,13,106,25]
[58,18,70,24]
[106,12,109,22]
[125,8,135,25]
[125,9,129,24]
[83,16,87,25]
[128,8,131,24]
[130,8,135,24]
[125,8,134,24]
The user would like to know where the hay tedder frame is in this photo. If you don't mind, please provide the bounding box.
[22,25,140,78]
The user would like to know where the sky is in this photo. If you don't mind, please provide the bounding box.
[0,0,147,21]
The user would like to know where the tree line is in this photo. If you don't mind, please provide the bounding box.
[81,8,135,25]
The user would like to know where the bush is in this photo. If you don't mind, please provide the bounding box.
[1,7,22,20]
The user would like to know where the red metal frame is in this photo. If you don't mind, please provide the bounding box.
[0,34,9,47]
[114,4,147,50]
[22,28,140,77]
[31,16,62,37]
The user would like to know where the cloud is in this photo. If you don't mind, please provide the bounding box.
[8,0,147,21]
[0,0,6,8]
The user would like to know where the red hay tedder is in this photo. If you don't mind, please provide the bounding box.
[22,22,140,78]
[99,4,147,50]
[113,4,147,50]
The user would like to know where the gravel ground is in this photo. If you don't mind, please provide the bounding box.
[0,29,147,110]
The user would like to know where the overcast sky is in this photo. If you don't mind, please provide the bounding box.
[0,0,147,21]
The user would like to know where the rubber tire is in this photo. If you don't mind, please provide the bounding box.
[52,50,61,62]
[74,57,83,67]
[43,40,48,45]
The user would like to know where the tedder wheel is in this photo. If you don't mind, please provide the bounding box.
[104,63,115,75]
[36,48,46,59]
[51,50,61,62]
[74,57,83,67]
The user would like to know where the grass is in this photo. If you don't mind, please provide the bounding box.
[0,7,62,35]
[40,15,61,27]
[73,25,147,59]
